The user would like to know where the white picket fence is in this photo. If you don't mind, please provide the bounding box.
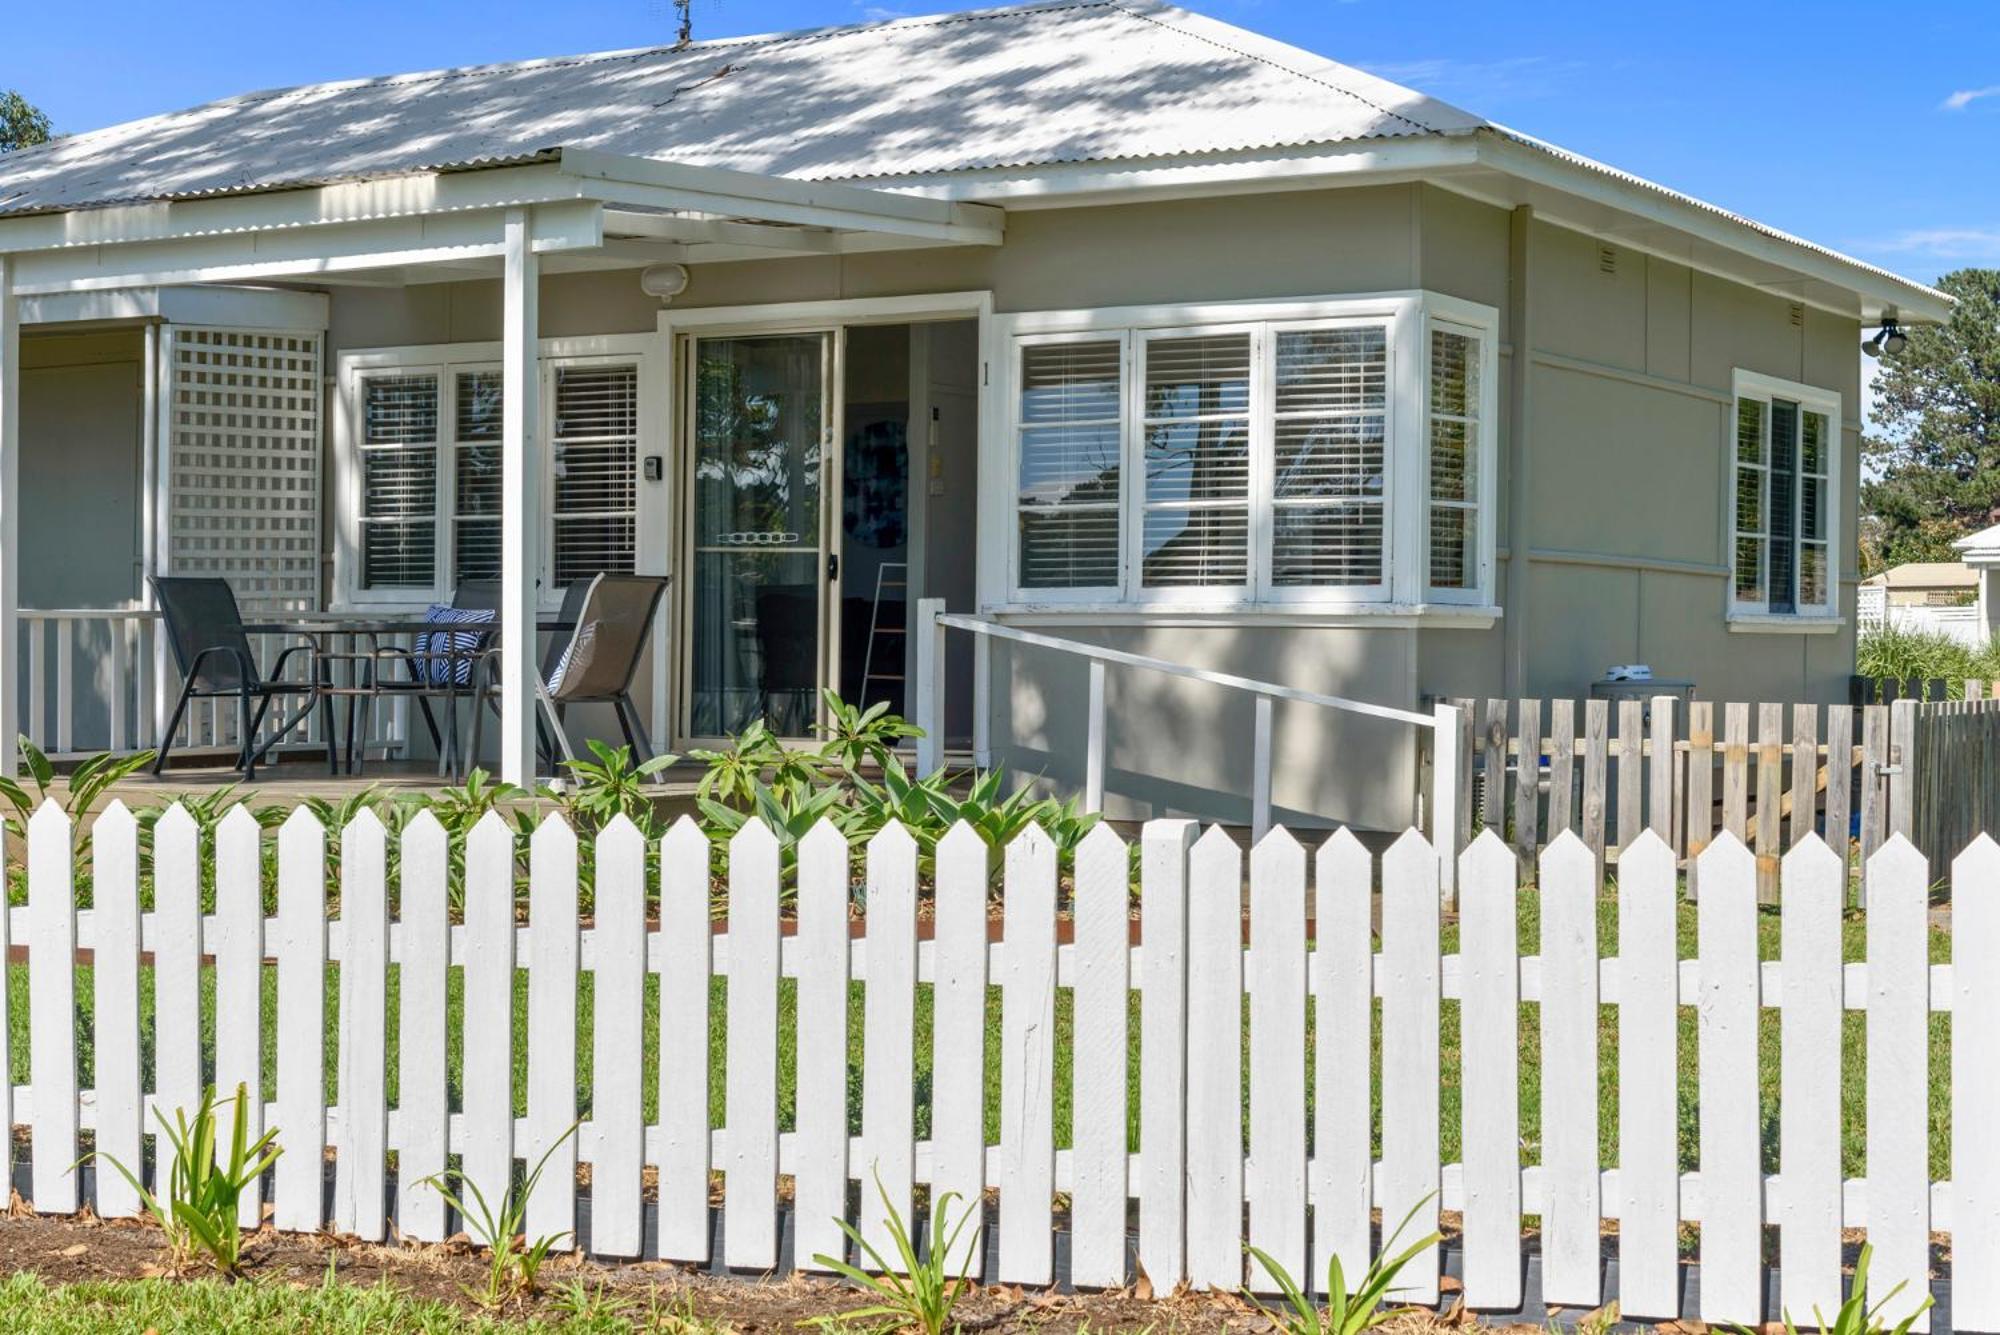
[2,801,1987,1327]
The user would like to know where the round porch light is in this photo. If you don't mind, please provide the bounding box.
[640,262,691,303]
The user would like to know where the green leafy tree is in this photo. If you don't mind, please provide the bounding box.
[1861,268,2000,573]
[0,91,51,153]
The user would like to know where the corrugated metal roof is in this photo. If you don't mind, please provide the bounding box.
[0,0,1485,216]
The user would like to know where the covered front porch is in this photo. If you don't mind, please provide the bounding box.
[0,151,1004,784]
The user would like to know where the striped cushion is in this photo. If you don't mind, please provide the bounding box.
[413,605,495,686]
[546,621,596,695]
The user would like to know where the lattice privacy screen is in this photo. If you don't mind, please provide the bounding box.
[167,327,322,613]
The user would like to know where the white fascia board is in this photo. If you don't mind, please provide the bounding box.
[1469,134,1952,325]
[557,147,1004,245]
[10,200,601,295]
[22,283,330,328]
[0,162,585,256]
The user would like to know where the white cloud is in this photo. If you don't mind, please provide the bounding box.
[1868,226,2000,261]
[1941,85,2000,111]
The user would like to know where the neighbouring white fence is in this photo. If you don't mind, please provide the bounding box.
[1859,584,1988,646]
[1,802,1985,1327]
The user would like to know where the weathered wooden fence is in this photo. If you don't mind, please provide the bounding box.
[3,801,1989,1327]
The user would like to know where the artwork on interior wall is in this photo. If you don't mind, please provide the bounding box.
[843,407,908,550]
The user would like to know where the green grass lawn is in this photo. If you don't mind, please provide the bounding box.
[3,884,1953,1180]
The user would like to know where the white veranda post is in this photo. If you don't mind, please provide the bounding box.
[500,211,543,785]
[0,254,17,780]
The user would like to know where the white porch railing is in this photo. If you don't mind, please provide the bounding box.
[911,599,1462,887]
[19,607,406,762]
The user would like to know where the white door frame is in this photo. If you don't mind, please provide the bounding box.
[659,291,993,748]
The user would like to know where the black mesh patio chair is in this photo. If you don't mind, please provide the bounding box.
[470,574,669,771]
[150,577,326,780]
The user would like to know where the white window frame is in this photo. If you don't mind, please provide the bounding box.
[1420,298,1501,606]
[333,333,667,610]
[1727,369,1842,626]
[991,291,1498,617]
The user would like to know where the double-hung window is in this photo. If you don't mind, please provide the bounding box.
[1005,294,1496,611]
[346,350,645,603]
[1730,371,1838,620]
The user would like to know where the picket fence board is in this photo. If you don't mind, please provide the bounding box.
[1186,825,1244,1292]
[1138,820,1196,1289]
[1548,698,1576,836]
[591,818,647,1258]
[1780,834,1844,1319]
[1459,832,1521,1309]
[930,822,989,1278]
[459,813,516,1237]
[526,818,580,1246]
[1070,823,1131,1289]
[1380,829,1441,1305]
[28,805,77,1212]
[1538,832,1599,1307]
[273,808,327,1231]
[152,802,200,1183]
[999,824,1057,1285]
[396,811,450,1243]
[1954,836,2000,1330]
[1618,829,1680,1320]
[793,820,852,1273]
[655,817,711,1263]
[336,811,391,1242]
[90,803,142,1221]
[861,822,918,1269]
[214,805,265,1229]
[1313,829,1373,1289]
[1696,832,1761,1321]
[723,821,781,1270]
[1247,828,1307,1292]
[1868,837,1933,1332]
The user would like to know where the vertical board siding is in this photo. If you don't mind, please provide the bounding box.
[1185,826,1245,1292]
[1380,830,1441,1305]
[793,820,853,1273]
[998,824,1058,1285]
[1246,828,1307,1291]
[1070,823,1132,1289]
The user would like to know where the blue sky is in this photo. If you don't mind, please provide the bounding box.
[6,0,1998,283]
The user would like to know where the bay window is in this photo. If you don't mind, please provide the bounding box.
[1730,371,1839,621]
[1003,292,1495,612]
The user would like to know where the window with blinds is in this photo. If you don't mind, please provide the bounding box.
[1017,340,1123,589]
[551,365,639,585]
[1273,326,1386,588]
[453,370,503,583]
[1731,380,1836,617]
[1141,332,1251,588]
[360,374,440,589]
[1426,327,1481,593]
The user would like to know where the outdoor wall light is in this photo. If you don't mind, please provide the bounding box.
[1863,319,1908,358]
[640,262,691,303]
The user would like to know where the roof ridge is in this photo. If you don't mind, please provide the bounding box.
[1104,0,1446,136]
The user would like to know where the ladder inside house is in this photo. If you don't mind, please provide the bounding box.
[859,561,908,710]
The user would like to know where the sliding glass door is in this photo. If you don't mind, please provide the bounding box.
[685,333,832,739]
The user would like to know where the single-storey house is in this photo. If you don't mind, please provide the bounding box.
[0,0,1951,830]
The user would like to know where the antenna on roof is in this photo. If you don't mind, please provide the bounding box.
[674,0,694,46]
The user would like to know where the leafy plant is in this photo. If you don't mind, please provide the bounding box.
[811,1171,979,1335]
[75,1082,282,1277]
[689,719,820,807]
[1245,1194,1442,1335]
[1729,1244,1932,1335]
[0,735,155,841]
[546,739,676,833]
[420,1121,579,1309]
[698,773,865,886]
[816,688,922,772]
